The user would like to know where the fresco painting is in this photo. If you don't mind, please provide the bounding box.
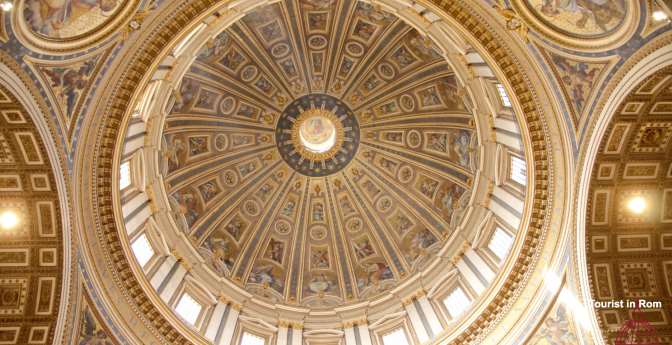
[78,300,114,345]
[527,300,579,345]
[24,0,123,39]
[526,0,626,37]
[547,52,607,120]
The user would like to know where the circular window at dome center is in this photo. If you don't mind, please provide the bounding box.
[299,113,336,153]
[276,93,359,177]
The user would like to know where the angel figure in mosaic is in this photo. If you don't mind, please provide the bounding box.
[161,137,185,174]
[281,200,296,217]
[311,248,329,269]
[170,190,200,228]
[451,130,471,168]
[172,79,197,112]
[353,238,374,259]
[198,33,231,59]
[266,239,284,263]
[312,203,325,222]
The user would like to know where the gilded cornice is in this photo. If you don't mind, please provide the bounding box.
[277,320,304,329]
[428,0,554,343]
[341,318,370,328]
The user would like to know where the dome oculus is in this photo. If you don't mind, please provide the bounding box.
[276,94,359,177]
[299,112,337,153]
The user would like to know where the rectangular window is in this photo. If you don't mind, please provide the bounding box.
[131,233,154,268]
[382,328,410,345]
[119,161,132,190]
[240,332,265,345]
[496,83,512,107]
[175,293,202,326]
[443,286,471,319]
[510,156,527,186]
[487,227,514,261]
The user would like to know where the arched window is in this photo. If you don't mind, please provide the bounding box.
[487,227,514,262]
[496,83,512,107]
[382,328,410,345]
[131,233,154,267]
[175,293,202,326]
[119,161,132,190]
[240,332,266,345]
[443,286,471,319]
[510,155,527,186]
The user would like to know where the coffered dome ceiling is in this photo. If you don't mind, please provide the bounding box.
[160,0,477,306]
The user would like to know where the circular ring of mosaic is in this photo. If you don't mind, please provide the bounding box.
[276,94,360,177]
[346,217,364,233]
[214,134,229,151]
[308,35,328,50]
[220,96,236,115]
[376,196,393,213]
[400,95,416,113]
[275,220,292,235]
[243,200,261,216]
[241,65,258,82]
[271,43,291,58]
[398,165,415,183]
[310,226,328,241]
[345,41,365,57]
[222,170,239,187]
[378,63,396,80]
[407,130,422,149]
